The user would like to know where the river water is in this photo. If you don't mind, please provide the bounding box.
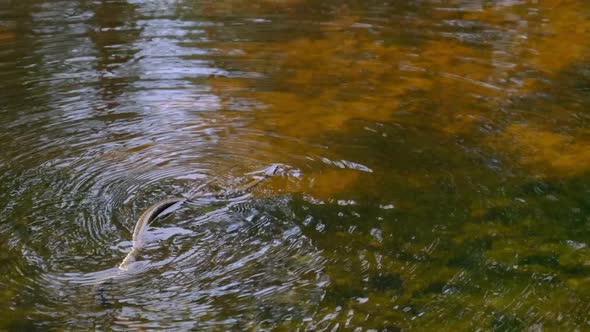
[0,0,589,330]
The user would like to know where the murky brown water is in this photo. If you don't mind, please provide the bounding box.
[1,0,589,330]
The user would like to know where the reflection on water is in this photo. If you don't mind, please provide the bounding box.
[0,0,589,330]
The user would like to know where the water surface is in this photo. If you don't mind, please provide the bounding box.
[1,0,590,330]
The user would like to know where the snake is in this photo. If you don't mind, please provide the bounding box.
[118,165,282,271]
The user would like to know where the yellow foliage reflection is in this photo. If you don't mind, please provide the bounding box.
[492,125,590,177]
[0,26,15,45]
[205,0,590,186]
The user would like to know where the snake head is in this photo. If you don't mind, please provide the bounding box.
[264,163,291,176]
[245,163,290,177]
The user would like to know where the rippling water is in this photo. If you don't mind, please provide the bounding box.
[1,0,589,330]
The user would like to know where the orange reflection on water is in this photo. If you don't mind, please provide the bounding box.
[492,124,590,177]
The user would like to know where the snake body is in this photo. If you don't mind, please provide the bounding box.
[119,197,184,270]
[119,166,280,271]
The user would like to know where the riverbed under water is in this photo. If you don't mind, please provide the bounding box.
[1,0,590,330]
